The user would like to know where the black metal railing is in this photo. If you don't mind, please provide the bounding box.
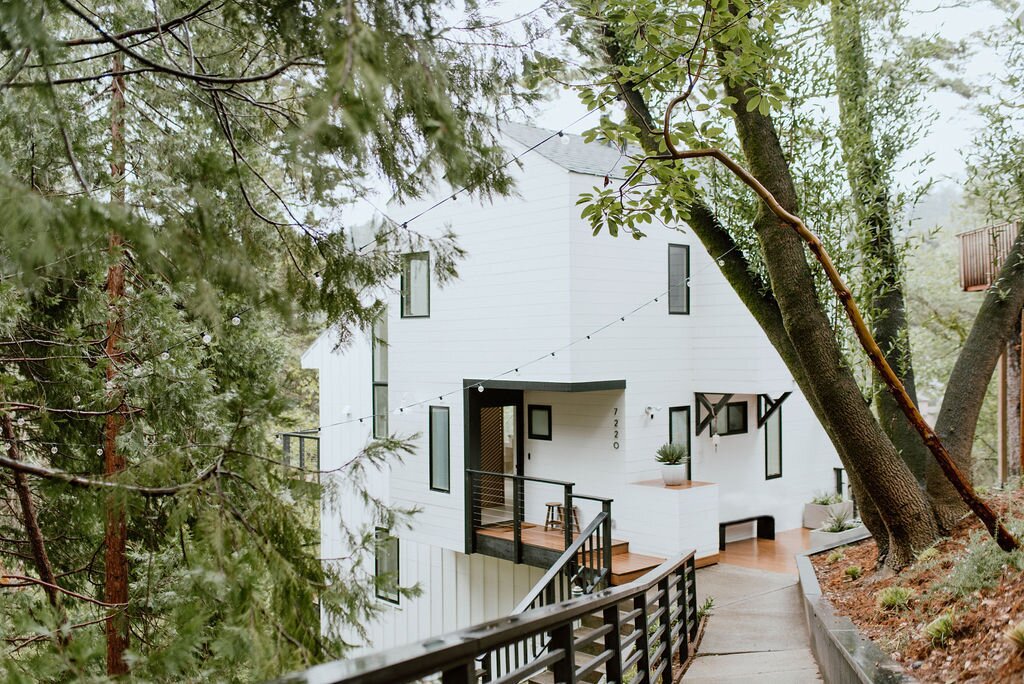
[279,429,320,478]
[279,551,699,684]
[465,470,612,569]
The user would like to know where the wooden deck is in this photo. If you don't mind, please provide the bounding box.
[718,527,812,575]
[475,523,665,585]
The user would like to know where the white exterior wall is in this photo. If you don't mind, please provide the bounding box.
[307,130,844,655]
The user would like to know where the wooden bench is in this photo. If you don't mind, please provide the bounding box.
[719,515,775,551]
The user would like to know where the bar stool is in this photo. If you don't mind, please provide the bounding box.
[544,502,562,531]
[559,504,581,534]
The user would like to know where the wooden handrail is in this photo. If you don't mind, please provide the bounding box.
[276,551,697,684]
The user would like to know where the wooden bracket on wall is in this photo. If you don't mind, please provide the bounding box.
[695,392,733,436]
[757,392,792,428]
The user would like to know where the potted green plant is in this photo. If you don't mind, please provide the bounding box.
[656,443,689,486]
[803,491,854,529]
[809,509,866,548]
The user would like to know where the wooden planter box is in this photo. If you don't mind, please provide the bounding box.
[802,501,854,530]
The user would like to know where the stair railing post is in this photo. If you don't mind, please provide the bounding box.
[603,602,623,683]
[687,555,699,642]
[602,500,613,587]
[634,592,651,681]
[563,484,574,550]
[659,575,673,683]
[513,477,523,564]
[442,659,477,684]
[550,622,577,684]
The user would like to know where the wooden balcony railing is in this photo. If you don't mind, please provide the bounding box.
[277,551,699,684]
[957,221,1022,291]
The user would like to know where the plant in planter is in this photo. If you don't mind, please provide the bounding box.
[656,443,689,486]
[809,509,866,548]
[803,490,854,529]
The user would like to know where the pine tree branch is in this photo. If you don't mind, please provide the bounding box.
[60,2,216,47]
[0,454,221,496]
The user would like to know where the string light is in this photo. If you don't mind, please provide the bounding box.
[72,395,81,405]
[160,351,170,361]
[202,333,213,345]
[50,446,57,454]
[231,316,241,326]
[95,448,103,456]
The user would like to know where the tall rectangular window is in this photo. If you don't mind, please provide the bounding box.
[374,528,400,604]
[401,252,430,318]
[669,406,692,480]
[715,401,748,436]
[764,404,782,480]
[429,406,450,492]
[372,314,388,438]
[668,244,690,315]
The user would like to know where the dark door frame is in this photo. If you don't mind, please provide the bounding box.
[463,383,525,553]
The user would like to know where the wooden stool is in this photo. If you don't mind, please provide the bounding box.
[544,502,562,531]
[558,504,581,534]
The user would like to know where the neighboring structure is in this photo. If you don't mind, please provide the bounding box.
[302,121,842,655]
[957,220,1023,482]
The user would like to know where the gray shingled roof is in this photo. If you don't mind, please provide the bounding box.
[498,120,634,179]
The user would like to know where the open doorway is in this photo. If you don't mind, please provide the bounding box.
[466,387,524,526]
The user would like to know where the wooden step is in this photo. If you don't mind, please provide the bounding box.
[610,552,666,586]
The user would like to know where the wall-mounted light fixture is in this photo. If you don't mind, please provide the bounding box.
[644,405,663,419]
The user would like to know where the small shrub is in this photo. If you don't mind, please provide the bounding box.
[822,509,857,533]
[826,549,845,564]
[876,586,915,611]
[941,530,1024,598]
[1007,622,1024,653]
[810,491,843,506]
[917,547,940,563]
[697,596,714,619]
[923,613,955,647]
[844,565,862,580]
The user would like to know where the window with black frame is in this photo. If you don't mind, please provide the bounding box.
[401,251,430,317]
[372,313,388,438]
[374,527,400,604]
[668,244,690,315]
[429,406,450,492]
[762,399,782,479]
[715,401,748,436]
[669,406,692,479]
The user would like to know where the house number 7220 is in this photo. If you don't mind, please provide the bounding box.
[612,407,619,449]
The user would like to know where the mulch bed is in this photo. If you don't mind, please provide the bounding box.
[810,491,1024,683]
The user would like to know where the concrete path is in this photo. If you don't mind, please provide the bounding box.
[686,564,822,683]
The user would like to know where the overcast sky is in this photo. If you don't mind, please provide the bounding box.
[348,0,1012,227]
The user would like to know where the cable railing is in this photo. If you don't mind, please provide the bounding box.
[278,551,699,684]
[464,469,613,569]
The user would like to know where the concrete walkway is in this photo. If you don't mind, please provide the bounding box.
[686,564,822,683]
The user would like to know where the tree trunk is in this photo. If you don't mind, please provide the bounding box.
[829,0,929,485]
[104,54,129,677]
[722,76,939,569]
[1007,317,1022,480]
[2,413,61,608]
[932,230,1024,527]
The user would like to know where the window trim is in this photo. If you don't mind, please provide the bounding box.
[667,243,691,315]
[400,251,431,318]
[374,527,400,604]
[527,405,553,441]
[715,401,748,436]
[761,397,782,480]
[668,405,692,480]
[429,406,451,493]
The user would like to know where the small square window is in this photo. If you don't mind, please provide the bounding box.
[528,405,552,440]
[715,401,748,436]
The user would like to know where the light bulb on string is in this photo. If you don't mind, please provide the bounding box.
[96,447,104,456]
[132,367,142,377]
[50,446,58,455]
[202,333,213,345]
[16,417,25,426]
[231,316,241,326]
[72,395,81,405]
[160,351,170,361]
[477,385,484,393]
[558,131,570,146]
[4,442,12,452]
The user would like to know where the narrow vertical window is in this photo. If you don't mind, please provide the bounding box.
[668,244,690,315]
[401,252,430,318]
[669,406,692,480]
[374,528,400,604]
[372,313,388,438]
[765,404,782,480]
[429,406,450,492]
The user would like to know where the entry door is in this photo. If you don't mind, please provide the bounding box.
[466,387,525,513]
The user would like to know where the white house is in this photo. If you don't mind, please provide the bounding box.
[302,121,842,655]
